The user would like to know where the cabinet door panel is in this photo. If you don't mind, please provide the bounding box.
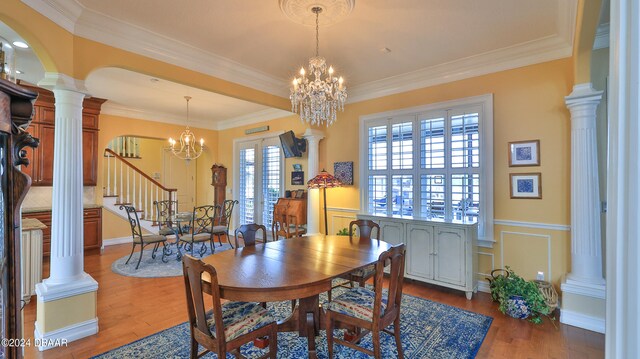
[406,224,433,279]
[40,106,55,124]
[39,124,55,186]
[82,130,98,185]
[379,220,404,246]
[83,217,101,249]
[433,228,466,286]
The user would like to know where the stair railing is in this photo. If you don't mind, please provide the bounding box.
[103,148,177,222]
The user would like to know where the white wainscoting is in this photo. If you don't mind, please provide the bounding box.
[476,251,495,293]
[326,207,359,235]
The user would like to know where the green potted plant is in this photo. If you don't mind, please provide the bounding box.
[336,228,349,236]
[488,266,553,324]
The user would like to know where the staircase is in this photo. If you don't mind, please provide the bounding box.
[103,148,177,233]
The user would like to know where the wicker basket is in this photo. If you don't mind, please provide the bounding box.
[533,279,558,311]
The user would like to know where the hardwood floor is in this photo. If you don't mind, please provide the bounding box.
[22,243,604,359]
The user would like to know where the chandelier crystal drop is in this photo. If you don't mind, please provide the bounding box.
[169,96,204,162]
[290,6,347,127]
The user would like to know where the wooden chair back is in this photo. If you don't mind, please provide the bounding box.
[374,244,406,320]
[348,220,380,240]
[234,224,267,247]
[182,255,225,346]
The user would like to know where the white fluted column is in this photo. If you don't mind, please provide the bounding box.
[560,83,605,333]
[565,83,605,284]
[34,73,98,350]
[303,129,324,235]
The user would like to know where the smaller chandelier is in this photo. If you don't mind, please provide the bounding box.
[169,96,204,161]
[290,6,347,127]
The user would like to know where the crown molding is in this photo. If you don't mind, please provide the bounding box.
[22,0,289,97]
[216,108,293,130]
[348,34,572,103]
[101,103,218,130]
[101,102,292,131]
[348,0,577,103]
[593,23,610,50]
[21,0,81,33]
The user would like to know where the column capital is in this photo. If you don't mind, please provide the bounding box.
[37,72,90,95]
[303,128,325,142]
[565,83,603,108]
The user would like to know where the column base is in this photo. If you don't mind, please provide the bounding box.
[560,275,605,333]
[35,272,99,350]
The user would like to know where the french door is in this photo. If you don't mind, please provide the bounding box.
[235,136,284,234]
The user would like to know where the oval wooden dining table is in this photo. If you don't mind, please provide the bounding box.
[200,234,392,358]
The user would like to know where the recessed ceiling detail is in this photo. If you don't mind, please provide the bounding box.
[279,0,355,26]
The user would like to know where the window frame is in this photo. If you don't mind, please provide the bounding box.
[359,94,494,247]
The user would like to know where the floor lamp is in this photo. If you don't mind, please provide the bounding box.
[307,169,343,235]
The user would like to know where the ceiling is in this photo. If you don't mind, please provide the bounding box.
[5,0,579,129]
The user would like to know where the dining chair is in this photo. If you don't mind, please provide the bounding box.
[212,199,239,248]
[182,255,278,359]
[328,220,381,301]
[234,223,267,248]
[271,205,306,241]
[153,199,179,237]
[178,205,217,257]
[121,204,170,270]
[325,243,406,359]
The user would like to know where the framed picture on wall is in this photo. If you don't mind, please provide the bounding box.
[291,171,304,185]
[509,140,540,167]
[334,161,353,185]
[510,173,542,199]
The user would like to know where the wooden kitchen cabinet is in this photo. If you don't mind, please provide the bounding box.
[22,208,103,256]
[17,82,105,186]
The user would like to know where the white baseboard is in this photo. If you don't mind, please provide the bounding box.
[560,309,605,334]
[34,318,99,351]
[103,236,132,246]
[477,280,491,294]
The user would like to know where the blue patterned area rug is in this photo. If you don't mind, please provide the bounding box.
[111,242,234,278]
[92,289,492,358]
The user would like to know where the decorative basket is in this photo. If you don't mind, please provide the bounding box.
[533,279,559,311]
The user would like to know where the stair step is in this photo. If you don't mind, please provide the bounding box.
[103,195,119,198]
[115,202,132,206]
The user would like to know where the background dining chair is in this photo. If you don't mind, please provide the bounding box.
[234,223,267,248]
[328,220,381,301]
[178,205,217,257]
[212,199,238,248]
[121,205,170,269]
[271,207,306,241]
[182,255,278,359]
[153,199,179,237]
[325,244,406,359]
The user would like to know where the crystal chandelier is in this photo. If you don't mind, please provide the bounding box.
[169,96,204,161]
[290,6,347,127]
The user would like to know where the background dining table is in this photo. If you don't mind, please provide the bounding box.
[200,234,392,358]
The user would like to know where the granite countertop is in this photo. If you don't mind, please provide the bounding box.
[22,218,47,230]
[22,204,103,214]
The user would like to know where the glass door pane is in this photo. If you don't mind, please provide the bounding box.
[238,146,255,225]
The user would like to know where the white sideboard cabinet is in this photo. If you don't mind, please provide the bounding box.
[358,214,478,300]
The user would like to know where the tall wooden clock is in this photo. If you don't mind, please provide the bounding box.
[211,164,227,206]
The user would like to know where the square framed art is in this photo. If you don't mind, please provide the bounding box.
[510,173,542,199]
[508,140,540,167]
[334,161,353,185]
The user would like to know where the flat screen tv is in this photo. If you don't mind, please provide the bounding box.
[279,130,307,158]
